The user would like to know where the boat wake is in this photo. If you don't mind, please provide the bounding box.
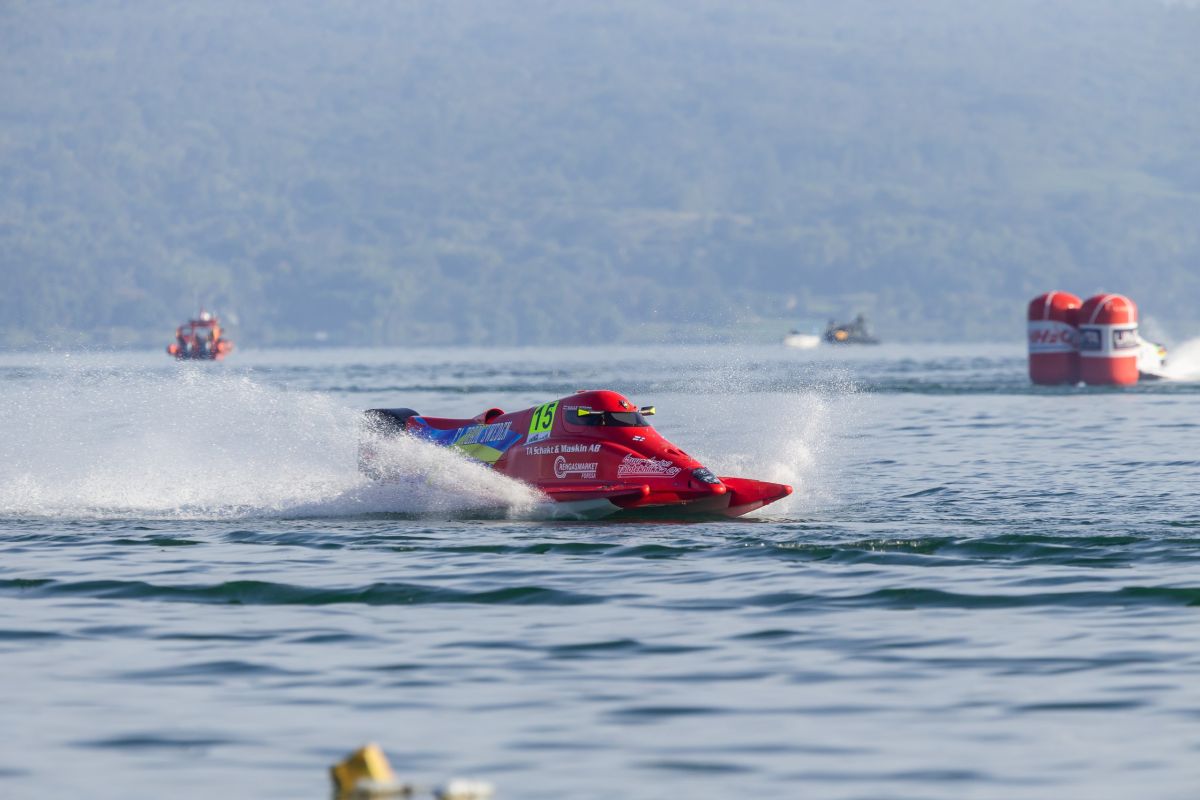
[0,367,537,521]
[285,434,541,520]
[0,355,846,522]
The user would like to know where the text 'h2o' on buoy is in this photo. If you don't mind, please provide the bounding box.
[1027,291,1082,385]
[1078,293,1140,386]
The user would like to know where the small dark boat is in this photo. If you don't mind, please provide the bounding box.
[823,313,880,345]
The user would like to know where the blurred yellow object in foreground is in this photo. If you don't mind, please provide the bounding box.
[330,743,408,798]
[330,744,495,799]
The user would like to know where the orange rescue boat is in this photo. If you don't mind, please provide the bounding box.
[167,310,234,360]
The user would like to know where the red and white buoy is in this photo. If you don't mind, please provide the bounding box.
[1027,291,1081,385]
[1078,294,1140,386]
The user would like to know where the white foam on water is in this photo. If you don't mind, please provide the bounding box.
[286,433,540,520]
[0,365,538,520]
[1162,337,1200,381]
[0,351,849,522]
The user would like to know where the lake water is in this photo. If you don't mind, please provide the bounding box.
[2,344,1199,799]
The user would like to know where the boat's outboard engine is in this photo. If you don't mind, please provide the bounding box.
[1078,294,1139,386]
[1027,291,1081,385]
[358,408,419,479]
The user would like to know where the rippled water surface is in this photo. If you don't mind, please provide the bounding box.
[2,344,1199,799]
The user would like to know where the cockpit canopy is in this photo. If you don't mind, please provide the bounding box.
[563,390,656,428]
[572,409,650,427]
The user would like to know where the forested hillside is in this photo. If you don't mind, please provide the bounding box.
[2,0,1198,346]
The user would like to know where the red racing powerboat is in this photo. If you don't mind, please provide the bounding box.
[359,390,792,519]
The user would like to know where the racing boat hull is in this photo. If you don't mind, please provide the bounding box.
[359,391,792,520]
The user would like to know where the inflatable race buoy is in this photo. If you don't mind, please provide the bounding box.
[1078,294,1140,386]
[1027,291,1081,385]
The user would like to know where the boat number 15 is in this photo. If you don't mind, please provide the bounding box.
[529,401,558,438]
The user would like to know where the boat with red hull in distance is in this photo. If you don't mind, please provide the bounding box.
[359,389,792,520]
[167,310,234,360]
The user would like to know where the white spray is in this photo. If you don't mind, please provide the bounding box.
[1163,338,1200,381]
[0,365,537,520]
[663,353,858,518]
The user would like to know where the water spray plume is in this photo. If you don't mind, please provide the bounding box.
[0,367,537,520]
[669,351,857,517]
[1163,337,1200,382]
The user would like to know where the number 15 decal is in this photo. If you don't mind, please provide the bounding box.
[527,401,558,443]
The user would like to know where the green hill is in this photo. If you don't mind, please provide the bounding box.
[2,0,1198,346]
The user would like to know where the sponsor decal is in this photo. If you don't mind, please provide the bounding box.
[525,443,602,457]
[1028,329,1074,346]
[1027,321,1077,354]
[554,456,598,479]
[617,453,681,478]
[1078,328,1102,352]
[1113,328,1139,350]
[411,419,523,465]
[1077,325,1139,355]
[454,421,513,446]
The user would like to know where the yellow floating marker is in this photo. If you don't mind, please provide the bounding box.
[330,743,410,798]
